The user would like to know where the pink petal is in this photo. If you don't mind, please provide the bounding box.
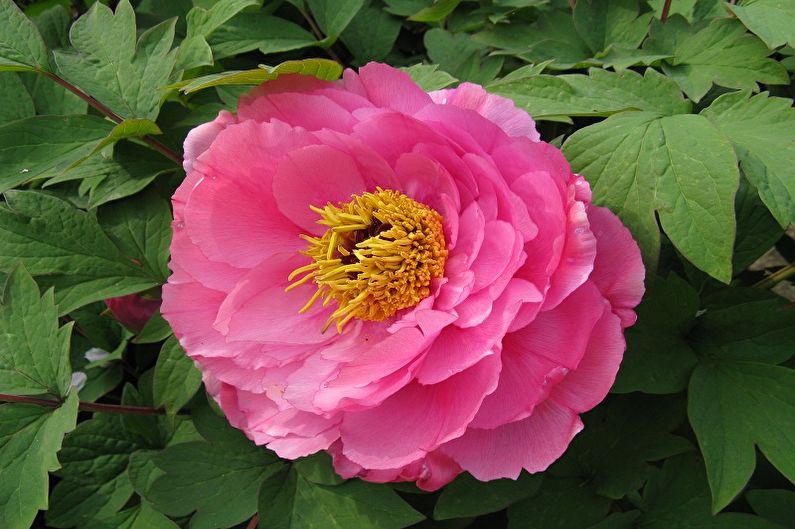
[430,82,540,141]
[440,400,583,481]
[182,110,236,174]
[344,62,432,114]
[588,207,645,327]
[340,354,501,469]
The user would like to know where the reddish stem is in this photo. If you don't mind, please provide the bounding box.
[0,393,166,416]
[42,71,183,166]
[247,514,260,529]
[660,0,673,22]
[567,0,575,9]
[298,8,343,65]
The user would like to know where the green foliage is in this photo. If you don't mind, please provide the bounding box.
[0,0,793,528]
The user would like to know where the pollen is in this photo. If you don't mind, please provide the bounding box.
[286,188,447,333]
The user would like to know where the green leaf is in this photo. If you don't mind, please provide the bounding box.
[47,413,138,527]
[153,336,202,415]
[84,503,180,529]
[400,64,458,91]
[208,14,317,60]
[729,0,795,49]
[701,90,795,227]
[551,395,692,499]
[572,0,653,55]
[507,477,611,529]
[637,453,783,527]
[0,393,78,529]
[0,266,72,397]
[0,74,35,124]
[645,17,788,101]
[0,191,160,314]
[133,310,173,344]
[69,118,163,170]
[746,489,795,527]
[408,0,460,22]
[0,0,50,72]
[53,0,178,120]
[425,29,503,85]
[292,451,345,486]
[434,472,542,520]
[563,112,739,282]
[259,466,425,529]
[612,274,699,394]
[97,187,172,281]
[0,114,114,193]
[147,440,281,529]
[174,58,343,94]
[45,142,176,209]
[732,177,784,272]
[503,11,595,70]
[489,67,691,120]
[689,360,795,512]
[341,2,402,63]
[307,0,365,40]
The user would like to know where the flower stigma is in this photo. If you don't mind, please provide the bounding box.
[286,188,448,333]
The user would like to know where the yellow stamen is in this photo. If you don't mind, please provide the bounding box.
[286,187,447,333]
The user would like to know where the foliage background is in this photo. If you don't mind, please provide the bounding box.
[0,0,794,528]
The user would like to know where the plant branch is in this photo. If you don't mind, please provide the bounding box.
[42,71,183,166]
[247,514,260,529]
[567,0,575,9]
[0,393,167,416]
[660,0,672,22]
[298,8,344,65]
[755,263,795,290]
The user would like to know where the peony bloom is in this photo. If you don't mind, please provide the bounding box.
[105,293,159,332]
[162,63,644,489]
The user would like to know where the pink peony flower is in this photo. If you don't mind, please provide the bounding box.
[105,293,160,332]
[162,63,644,490]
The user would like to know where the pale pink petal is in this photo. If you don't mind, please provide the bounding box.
[431,82,540,141]
[344,62,432,114]
[182,110,236,174]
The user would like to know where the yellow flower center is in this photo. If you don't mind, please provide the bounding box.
[287,188,448,333]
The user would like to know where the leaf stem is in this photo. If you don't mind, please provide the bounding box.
[0,393,167,415]
[660,0,672,22]
[298,8,344,65]
[754,263,795,290]
[247,514,260,529]
[41,70,183,166]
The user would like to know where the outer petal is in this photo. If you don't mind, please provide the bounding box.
[182,110,236,174]
[430,82,540,141]
[105,294,159,332]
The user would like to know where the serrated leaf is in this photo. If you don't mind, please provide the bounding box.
[53,0,177,120]
[689,358,795,512]
[701,90,795,227]
[0,114,114,193]
[729,0,795,49]
[0,191,160,314]
[153,336,201,415]
[551,395,692,499]
[573,0,653,55]
[638,453,783,527]
[307,0,365,40]
[408,0,460,22]
[0,266,72,397]
[0,393,78,529]
[507,477,611,529]
[645,17,788,101]
[425,29,503,85]
[97,188,172,281]
[174,58,343,94]
[612,274,699,394]
[147,440,281,529]
[434,472,542,520]
[208,14,317,60]
[48,413,138,527]
[400,64,458,91]
[341,2,402,63]
[84,503,180,529]
[0,0,50,72]
[563,112,738,282]
[259,466,425,529]
[489,67,691,120]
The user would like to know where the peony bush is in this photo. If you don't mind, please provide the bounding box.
[0,1,793,528]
